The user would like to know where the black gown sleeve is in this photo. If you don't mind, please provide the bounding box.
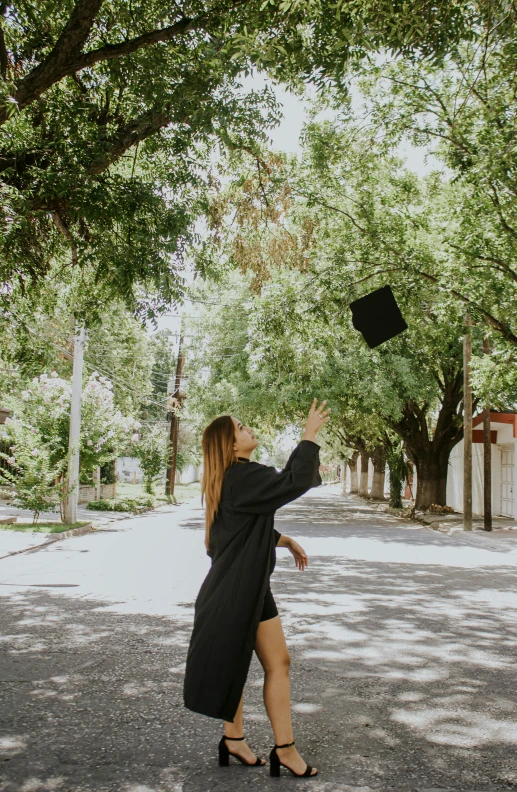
[230,440,321,515]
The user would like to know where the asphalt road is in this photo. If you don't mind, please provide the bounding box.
[1,485,517,792]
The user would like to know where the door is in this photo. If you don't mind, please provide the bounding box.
[501,448,515,518]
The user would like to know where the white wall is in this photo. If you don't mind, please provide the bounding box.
[117,456,144,483]
[447,440,511,517]
[176,464,201,485]
[116,457,201,486]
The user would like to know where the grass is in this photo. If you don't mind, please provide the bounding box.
[116,480,201,503]
[0,520,92,533]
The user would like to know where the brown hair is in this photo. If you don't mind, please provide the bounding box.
[201,415,236,551]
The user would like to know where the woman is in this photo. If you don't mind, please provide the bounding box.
[183,398,330,778]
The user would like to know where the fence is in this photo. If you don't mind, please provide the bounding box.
[78,483,116,504]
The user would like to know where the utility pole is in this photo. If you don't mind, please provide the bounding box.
[483,336,492,531]
[463,312,472,531]
[63,324,85,524]
[165,329,185,500]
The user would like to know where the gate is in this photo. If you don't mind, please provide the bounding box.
[501,448,515,518]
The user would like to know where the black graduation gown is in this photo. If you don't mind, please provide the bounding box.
[183,439,322,722]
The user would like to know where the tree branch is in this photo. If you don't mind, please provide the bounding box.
[0,0,250,126]
[292,186,517,346]
[72,16,195,71]
[413,267,517,344]
[88,106,178,175]
[51,211,78,266]
[446,240,517,283]
[1,0,104,124]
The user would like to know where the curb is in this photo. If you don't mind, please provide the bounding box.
[0,522,96,561]
[45,522,95,540]
[344,494,459,534]
[350,495,517,535]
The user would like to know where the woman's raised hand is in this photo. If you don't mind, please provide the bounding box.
[302,397,330,442]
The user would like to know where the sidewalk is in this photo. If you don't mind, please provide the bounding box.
[419,510,517,535]
[361,494,517,540]
[0,498,190,557]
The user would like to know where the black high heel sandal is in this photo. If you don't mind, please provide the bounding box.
[269,740,318,777]
[218,735,266,767]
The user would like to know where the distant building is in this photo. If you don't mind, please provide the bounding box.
[116,457,202,486]
[447,412,517,518]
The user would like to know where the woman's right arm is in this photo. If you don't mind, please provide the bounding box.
[230,399,330,514]
[230,440,322,514]
[283,398,330,471]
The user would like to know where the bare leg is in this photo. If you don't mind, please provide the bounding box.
[254,615,317,775]
[223,688,245,738]
[222,687,266,765]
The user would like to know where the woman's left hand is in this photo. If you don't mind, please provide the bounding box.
[288,538,309,571]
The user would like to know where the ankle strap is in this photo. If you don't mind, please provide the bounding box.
[224,735,245,741]
[275,740,295,749]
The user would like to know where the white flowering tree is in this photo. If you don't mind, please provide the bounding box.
[0,371,140,521]
[134,424,171,495]
[80,373,141,472]
[0,419,67,522]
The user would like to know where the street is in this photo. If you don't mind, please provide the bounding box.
[1,485,517,792]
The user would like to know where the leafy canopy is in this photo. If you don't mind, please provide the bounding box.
[0,0,482,315]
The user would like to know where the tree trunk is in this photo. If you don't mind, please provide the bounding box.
[348,451,359,494]
[413,450,451,510]
[370,446,386,500]
[166,330,185,499]
[359,450,369,496]
[340,462,347,495]
[392,363,465,512]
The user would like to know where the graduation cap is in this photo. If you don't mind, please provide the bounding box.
[350,285,408,349]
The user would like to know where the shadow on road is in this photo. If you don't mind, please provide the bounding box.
[1,486,516,791]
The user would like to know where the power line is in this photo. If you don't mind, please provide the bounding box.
[82,354,169,409]
[7,320,171,412]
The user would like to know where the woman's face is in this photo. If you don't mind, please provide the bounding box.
[231,417,258,457]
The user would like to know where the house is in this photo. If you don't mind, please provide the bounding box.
[447,411,517,518]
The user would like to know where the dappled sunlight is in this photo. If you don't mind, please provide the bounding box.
[263,486,517,768]
[16,777,65,791]
[2,486,517,789]
[0,735,27,756]
[392,708,517,747]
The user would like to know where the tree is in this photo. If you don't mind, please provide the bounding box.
[386,440,412,509]
[0,418,68,522]
[0,0,481,313]
[187,109,475,509]
[0,371,140,502]
[0,275,157,419]
[355,7,517,349]
[134,423,171,495]
[143,330,178,422]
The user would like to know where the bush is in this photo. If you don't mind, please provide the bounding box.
[87,495,155,513]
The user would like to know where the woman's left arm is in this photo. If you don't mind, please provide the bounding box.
[275,534,309,571]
